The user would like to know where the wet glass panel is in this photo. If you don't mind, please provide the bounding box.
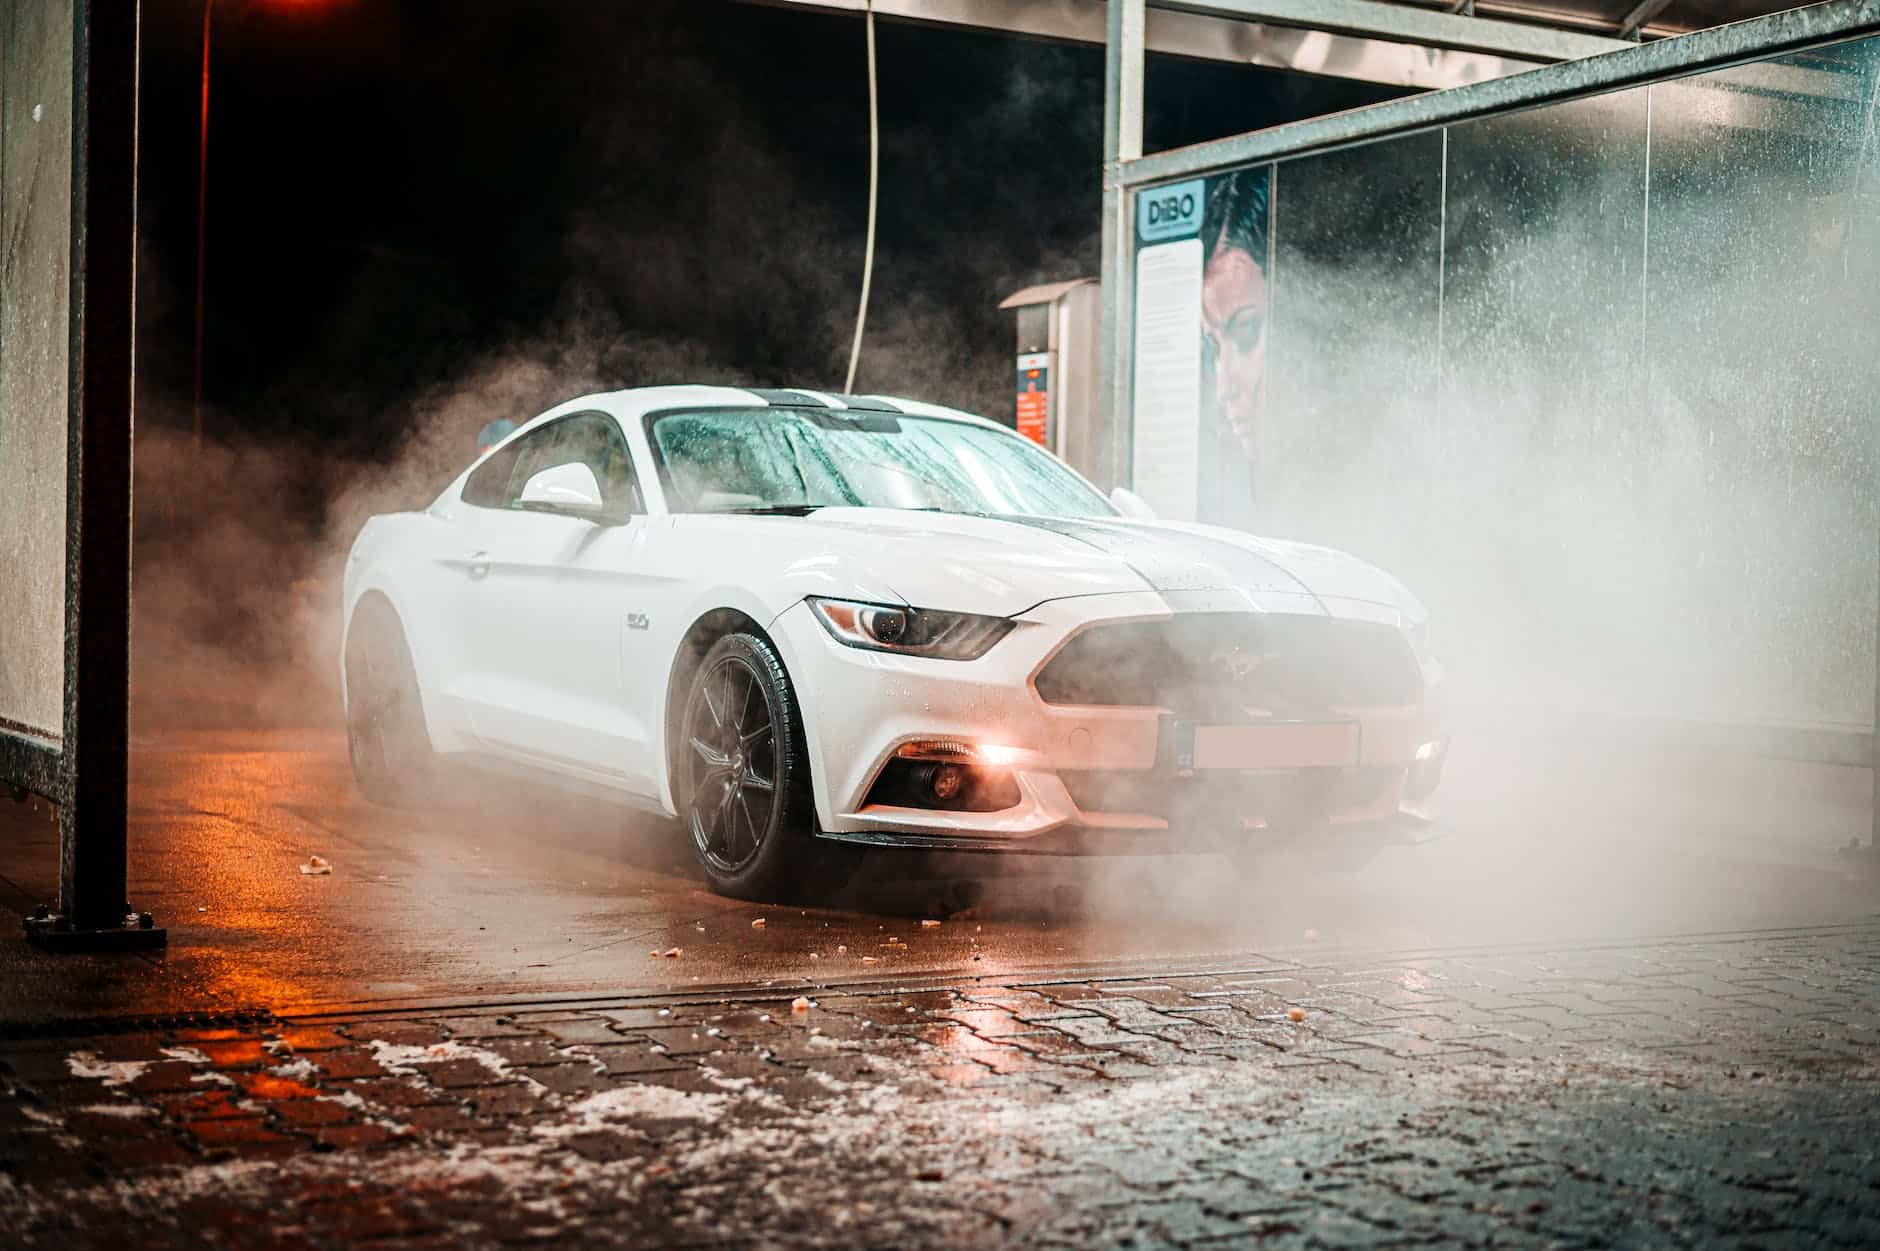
[0,0,74,744]
[1429,89,1653,714]
[1644,36,1880,726]
[1262,129,1444,587]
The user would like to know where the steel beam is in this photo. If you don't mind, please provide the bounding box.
[1096,0,1143,492]
[1156,0,1627,61]
[22,0,162,952]
[1114,0,1880,188]
[740,0,1554,91]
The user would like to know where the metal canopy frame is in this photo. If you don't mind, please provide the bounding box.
[742,0,1630,92]
[1097,0,1880,847]
[0,0,159,950]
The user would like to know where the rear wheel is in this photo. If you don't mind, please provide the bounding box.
[678,632,834,901]
[345,599,435,806]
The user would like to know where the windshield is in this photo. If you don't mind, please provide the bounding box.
[646,407,1114,518]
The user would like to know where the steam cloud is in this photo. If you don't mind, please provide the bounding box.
[122,20,1880,952]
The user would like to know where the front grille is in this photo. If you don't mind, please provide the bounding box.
[1060,766,1397,828]
[1034,613,1420,716]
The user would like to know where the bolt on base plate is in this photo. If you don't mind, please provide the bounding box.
[23,905,167,953]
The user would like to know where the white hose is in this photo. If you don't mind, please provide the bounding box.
[843,0,879,395]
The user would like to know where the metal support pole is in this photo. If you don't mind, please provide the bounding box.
[25,0,162,953]
[191,0,209,449]
[1095,0,1143,492]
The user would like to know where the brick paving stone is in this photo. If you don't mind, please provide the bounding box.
[342,1022,450,1047]
[268,1098,357,1127]
[126,1060,207,1094]
[510,1062,613,1095]
[5,923,1880,1249]
[422,1057,510,1089]
[458,1082,546,1118]
[1034,1014,1143,1052]
[312,1050,389,1080]
[580,1042,693,1076]
[596,1007,682,1029]
[309,1121,401,1152]
[91,1135,197,1169]
[397,1103,484,1134]
[333,1075,447,1109]
[479,1036,574,1066]
[638,1026,727,1055]
[189,1039,272,1070]
[273,1026,352,1053]
[155,1087,253,1121]
[530,1017,635,1046]
[184,1115,296,1150]
[432,1015,545,1039]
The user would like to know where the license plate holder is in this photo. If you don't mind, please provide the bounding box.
[1169,719,1360,772]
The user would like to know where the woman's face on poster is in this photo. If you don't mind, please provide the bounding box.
[1201,242,1268,459]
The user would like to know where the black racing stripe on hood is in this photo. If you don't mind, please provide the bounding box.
[996,516,1328,610]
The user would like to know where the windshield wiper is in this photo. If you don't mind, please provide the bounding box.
[713,503,831,516]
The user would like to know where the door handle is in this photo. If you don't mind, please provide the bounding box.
[466,550,491,580]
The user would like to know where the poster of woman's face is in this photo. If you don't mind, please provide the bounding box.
[1200,168,1271,469]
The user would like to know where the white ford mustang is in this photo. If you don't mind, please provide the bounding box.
[343,385,1447,899]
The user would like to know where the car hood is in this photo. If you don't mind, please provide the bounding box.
[753,509,1424,625]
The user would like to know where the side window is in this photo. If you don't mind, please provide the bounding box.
[472,413,643,514]
[563,415,643,515]
[463,440,522,508]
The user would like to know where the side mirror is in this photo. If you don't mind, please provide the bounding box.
[519,462,605,515]
[1109,486,1156,521]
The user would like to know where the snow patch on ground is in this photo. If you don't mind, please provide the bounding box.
[536,1083,732,1137]
[266,1057,320,1082]
[64,1053,149,1087]
[367,1039,547,1092]
[319,1087,410,1135]
[74,1103,158,1119]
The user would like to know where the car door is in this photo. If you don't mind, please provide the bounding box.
[455,413,658,792]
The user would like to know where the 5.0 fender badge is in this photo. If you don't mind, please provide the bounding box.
[626,613,651,631]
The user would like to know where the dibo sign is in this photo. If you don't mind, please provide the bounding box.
[1136,178,1205,243]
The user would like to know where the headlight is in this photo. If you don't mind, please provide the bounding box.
[808,597,1014,661]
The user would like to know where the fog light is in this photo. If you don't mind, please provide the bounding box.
[896,739,1023,766]
[929,764,966,802]
[1407,738,1448,801]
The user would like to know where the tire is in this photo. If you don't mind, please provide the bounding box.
[676,632,837,901]
[345,598,436,806]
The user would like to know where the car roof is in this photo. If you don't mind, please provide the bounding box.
[551,385,1013,435]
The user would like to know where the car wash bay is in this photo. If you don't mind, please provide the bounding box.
[5,1,1880,1245]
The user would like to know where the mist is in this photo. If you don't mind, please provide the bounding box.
[118,5,1880,961]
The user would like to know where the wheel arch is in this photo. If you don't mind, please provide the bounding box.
[341,589,442,753]
[661,607,799,811]
[341,589,408,711]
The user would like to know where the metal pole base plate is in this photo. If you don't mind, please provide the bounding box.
[23,906,167,953]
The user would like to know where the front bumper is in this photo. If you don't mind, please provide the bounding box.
[770,593,1447,853]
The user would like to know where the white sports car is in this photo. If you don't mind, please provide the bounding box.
[342,385,1446,899]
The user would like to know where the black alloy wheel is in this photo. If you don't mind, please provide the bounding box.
[678,632,826,900]
[345,599,435,806]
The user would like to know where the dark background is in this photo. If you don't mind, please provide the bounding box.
[133,0,1401,462]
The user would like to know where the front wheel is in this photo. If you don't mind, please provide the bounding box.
[677,632,836,901]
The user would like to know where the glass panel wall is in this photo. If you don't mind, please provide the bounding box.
[1240,33,1880,729]
[0,0,75,744]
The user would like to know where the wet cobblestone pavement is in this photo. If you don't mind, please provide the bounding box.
[3,922,1877,1248]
